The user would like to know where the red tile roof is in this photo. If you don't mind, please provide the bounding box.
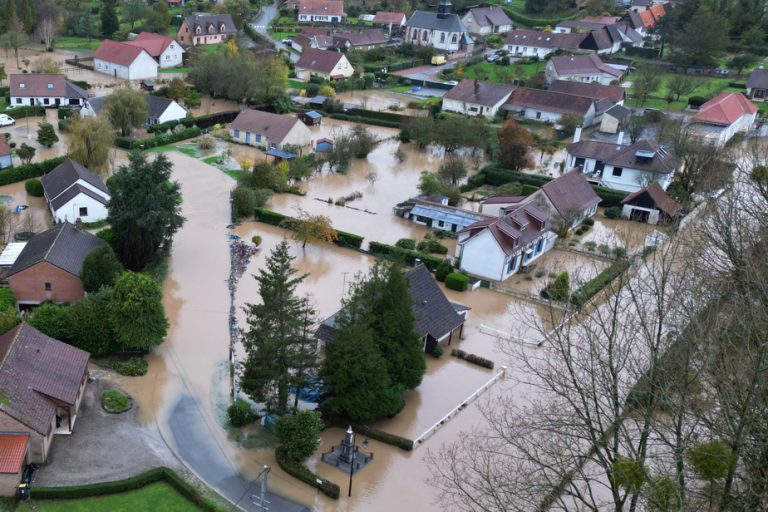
[649,4,666,21]
[298,0,345,17]
[693,92,758,126]
[125,32,178,57]
[295,48,345,74]
[0,434,28,474]
[93,39,147,66]
[373,11,406,24]
[639,10,656,27]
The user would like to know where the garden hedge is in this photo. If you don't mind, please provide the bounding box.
[2,105,45,119]
[0,156,66,186]
[253,207,365,249]
[445,272,469,291]
[147,111,239,134]
[329,113,400,128]
[500,5,578,28]
[32,467,230,511]
[275,446,340,499]
[115,126,202,150]
[352,423,414,451]
[570,258,630,307]
[368,241,443,271]
[451,349,494,369]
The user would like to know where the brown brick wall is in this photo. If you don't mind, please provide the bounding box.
[0,413,51,464]
[8,262,85,305]
[0,471,23,496]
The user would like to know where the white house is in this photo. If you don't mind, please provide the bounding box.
[504,30,585,58]
[442,79,514,117]
[125,32,185,69]
[80,94,187,126]
[297,0,346,23]
[294,48,353,81]
[394,196,493,232]
[461,7,513,36]
[405,0,473,53]
[545,54,623,85]
[93,40,159,80]
[9,74,88,108]
[457,203,556,282]
[502,87,599,126]
[690,92,758,146]
[565,131,678,192]
[41,160,110,224]
[229,110,312,153]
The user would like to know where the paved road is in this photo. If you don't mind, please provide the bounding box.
[168,394,310,512]
[251,2,280,46]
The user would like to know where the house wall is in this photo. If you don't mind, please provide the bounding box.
[94,52,158,80]
[295,56,353,81]
[504,44,553,59]
[479,201,519,217]
[406,27,462,51]
[0,467,23,496]
[158,42,184,68]
[51,194,108,224]
[600,114,621,133]
[298,14,343,22]
[442,95,510,117]
[0,414,51,464]
[0,155,12,169]
[459,229,556,282]
[747,87,767,102]
[545,61,616,85]
[8,261,86,305]
[10,96,84,108]
[155,101,188,124]
[568,154,672,192]
[229,122,311,152]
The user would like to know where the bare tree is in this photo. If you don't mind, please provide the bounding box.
[366,171,379,187]
[37,15,58,51]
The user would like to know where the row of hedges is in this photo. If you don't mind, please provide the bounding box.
[1,105,45,119]
[0,156,66,186]
[275,446,340,499]
[32,467,230,511]
[147,111,239,134]
[352,423,414,451]
[451,349,494,370]
[570,258,630,307]
[368,241,443,271]
[115,126,202,150]
[252,207,365,249]
[329,113,400,129]
[464,166,629,208]
[346,108,412,124]
[501,6,578,27]
[445,272,469,291]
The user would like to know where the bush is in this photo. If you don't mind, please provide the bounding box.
[96,228,119,252]
[231,185,260,221]
[445,272,469,291]
[570,258,630,307]
[540,271,569,302]
[416,239,448,255]
[227,398,256,427]
[81,245,123,293]
[112,357,149,376]
[335,230,364,249]
[115,126,201,150]
[253,208,364,250]
[351,423,413,451]
[24,178,44,197]
[451,349,494,369]
[604,206,622,219]
[101,389,131,413]
[395,238,416,250]
[688,96,707,108]
[0,156,66,186]
[435,259,452,282]
[275,446,340,499]
[583,217,595,226]
[432,346,444,358]
[251,235,262,246]
[274,410,323,462]
[29,303,72,342]
[521,184,539,196]
[0,289,16,311]
[368,241,443,271]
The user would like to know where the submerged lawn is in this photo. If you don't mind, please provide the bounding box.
[17,482,200,512]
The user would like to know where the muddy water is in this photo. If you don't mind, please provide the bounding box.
[582,207,664,253]
[335,90,427,117]
[0,180,51,243]
[502,248,610,295]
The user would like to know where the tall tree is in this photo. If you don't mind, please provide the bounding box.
[667,74,698,102]
[633,65,663,107]
[3,7,26,69]
[66,115,115,175]
[108,271,168,350]
[107,152,184,270]
[100,0,119,38]
[282,209,337,249]
[81,245,123,293]
[143,1,170,33]
[498,118,534,171]
[241,240,318,413]
[122,0,146,30]
[18,0,33,33]
[214,0,252,29]
[674,7,730,66]
[103,88,149,136]
[3,0,17,31]
[36,121,58,148]
[437,157,467,187]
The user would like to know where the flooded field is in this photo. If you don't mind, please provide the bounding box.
[335,90,428,117]
[3,110,69,165]
[502,248,611,295]
[0,180,51,243]
[581,207,664,254]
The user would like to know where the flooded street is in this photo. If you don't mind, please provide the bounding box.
[0,180,51,241]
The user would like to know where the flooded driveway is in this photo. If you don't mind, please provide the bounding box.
[0,180,51,243]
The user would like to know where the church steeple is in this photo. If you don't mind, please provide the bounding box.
[437,0,452,18]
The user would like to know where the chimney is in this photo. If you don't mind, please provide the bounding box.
[474,79,479,95]
[75,217,83,230]
[573,126,582,143]
[617,131,625,146]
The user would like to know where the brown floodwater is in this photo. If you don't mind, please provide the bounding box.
[335,90,428,117]
[0,180,51,243]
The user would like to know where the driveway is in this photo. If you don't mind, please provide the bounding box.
[393,62,456,83]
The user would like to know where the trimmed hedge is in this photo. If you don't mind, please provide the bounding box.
[329,113,400,128]
[368,241,443,271]
[253,207,365,249]
[115,126,202,150]
[147,111,239,134]
[2,105,45,119]
[521,183,539,196]
[352,423,413,451]
[275,446,340,499]
[0,156,66,186]
[25,178,44,197]
[451,349,494,369]
[445,272,469,291]
[32,467,230,512]
[500,5,578,27]
[570,258,630,307]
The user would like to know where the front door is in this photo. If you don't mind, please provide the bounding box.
[245,132,251,145]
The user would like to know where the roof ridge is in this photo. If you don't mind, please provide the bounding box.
[0,324,23,370]
[43,223,67,264]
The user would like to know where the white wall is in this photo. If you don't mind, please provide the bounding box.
[442,96,509,117]
[406,27,462,51]
[156,101,188,124]
[9,96,84,107]
[52,194,108,223]
[158,41,184,68]
[567,154,673,192]
[458,229,508,281]
[94,51,158,80]
[298,14,342,22]
[504,44,552,58]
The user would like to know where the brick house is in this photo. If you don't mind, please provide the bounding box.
[0,434,29,496]
[0,323,90,464]
[6,222,105,306]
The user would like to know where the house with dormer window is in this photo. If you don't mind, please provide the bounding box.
[9,74,88,107]
[177,14,236,46]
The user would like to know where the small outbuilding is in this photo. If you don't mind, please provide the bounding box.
[621,182,682,225]
[315,138,334,152]
[0,433,29,496]
[299,110,323,126]
[600,104,631,134]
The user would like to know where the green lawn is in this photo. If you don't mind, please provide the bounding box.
[17,483,200,512]
[458,61,543,82]
[269,30,299,42]
[162,66,192,73]
[55,37,102,51]
[194,44,226,54]
[628,73,745,112]
[288,79,307,89]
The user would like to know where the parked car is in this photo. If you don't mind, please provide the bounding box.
[431,55,446,65]
[715,68,730,76]
[486,54,499,63]
[0,114,15,127]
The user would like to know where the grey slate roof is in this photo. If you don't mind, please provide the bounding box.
[444,79,514,107]
[540,169,601,217]
[465,7,512,27]
[316,264,467,344]
[184,14,236,36]
[406,10,466,33]
[50,184,108,211]
[567,139,677,175]
[0,323,89,435]
[7,222,105,278]
[147,95,177,121]
[747,68,768,90]
[41,159,109,201]
[605,104,631,120]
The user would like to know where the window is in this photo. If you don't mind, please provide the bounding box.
[44,98,49,105]
[440,33,445,43]
[438,220,444,227]
[233,129,240,138]
[536,111,541,119]
[255,134,262,142]
[44,282,51,291]
[79,207,88,216]
[452,34,457,43]
[612,167,623,177]
[756,89,766,99]
[536,238,544,252]
[19,83,25,89]
[15,98,21,104]
[507,255,519,273]
[47,83,54,89]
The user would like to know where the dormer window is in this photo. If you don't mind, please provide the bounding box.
[19,83,25,89]
[195,26,201,34]
[220,24,226,32]
[208,25,214,33]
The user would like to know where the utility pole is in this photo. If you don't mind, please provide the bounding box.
[252,465,270,511]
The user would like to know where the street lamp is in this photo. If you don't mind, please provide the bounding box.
[347,427,357,497]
